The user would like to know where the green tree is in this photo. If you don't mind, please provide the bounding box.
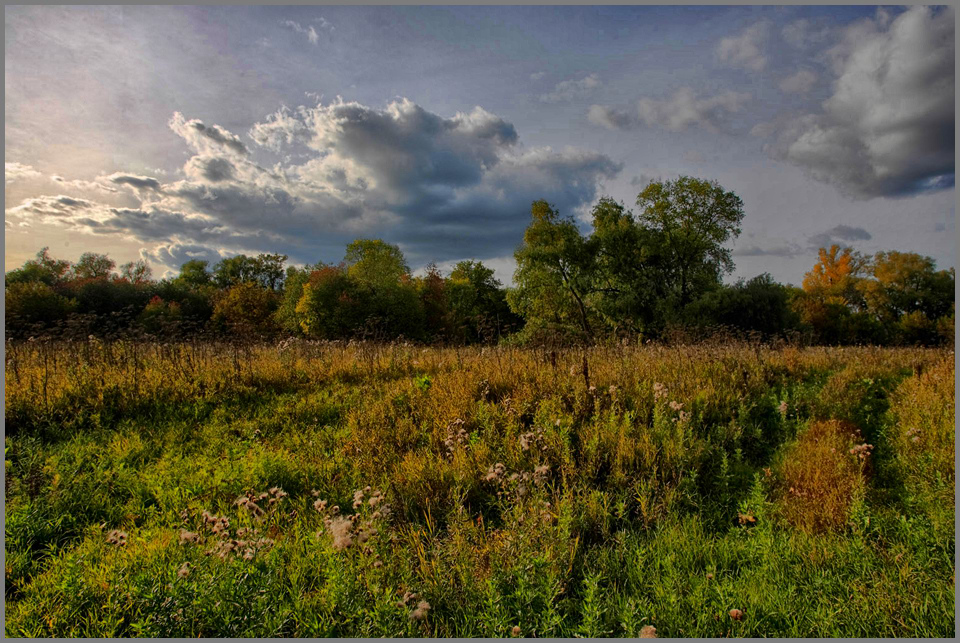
[5,247,72,287]
[213,253,287,290]
[341,240,424,339]
[635,176,744,307]
[5,281,77,335]
[344,240,409,290]
[588,197,668,335]
[72,252,116,281]
[858,251,954,325]
[448,260,518,343]
[119,260,152,285]
[210,282,279,336]
[176,260,212,287]
[509,200,598,341]
[294,265,366,338]
[683,273,800,337]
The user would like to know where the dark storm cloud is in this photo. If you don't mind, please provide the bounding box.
[759,6,954,199]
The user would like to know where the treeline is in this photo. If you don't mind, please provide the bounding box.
[5,177,954,346]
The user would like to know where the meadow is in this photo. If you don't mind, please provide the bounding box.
[3,338,955,637]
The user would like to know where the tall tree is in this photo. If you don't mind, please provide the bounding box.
[635,176,744,307]
[509,200,597,340]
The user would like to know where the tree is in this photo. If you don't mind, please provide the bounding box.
[416,263,451,342]
[801,245,866,308]
[344,240,409,290]
[509,200,598,341]
[635,177,744,307]
[72,252,116,280]
[5,281,76,335]
[5,247,72,287]
[341,240,424,339]
[294,265,366,338]
[589,197,668,335]
[683,273,800,337]
[120,260,152,285]
[210,282,279,336]
[858,251,954,324]
[212,253,287,290]
[447,260,517,342]
[176,260,212,287]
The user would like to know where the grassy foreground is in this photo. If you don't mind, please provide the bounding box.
[4,340,955,637]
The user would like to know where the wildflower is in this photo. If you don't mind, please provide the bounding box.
[706,573,714,580]
[653,382,667,401]
[235,495,265,518]
[179,529,200,545]
[106,530,127,546]
[397,591,418,608]
[640,624,657,638]
[314,499,328,513]
[373,560,383,568]
[728,609,744,621]
[511,625,522,637]
[533,464,550,484]
[519,432,534,451]
[409,600,431,621]
[608,384,618,396]
[678,410,691,423]
[177,562,191,578]
[353,489,365,509]
[778,400,788,415]
[669,400,684,411]
[328,516,355,550]
[485,463,506,483]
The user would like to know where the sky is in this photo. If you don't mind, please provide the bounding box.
[4,4,955,286]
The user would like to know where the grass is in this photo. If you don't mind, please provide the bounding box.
[3,339,955,637]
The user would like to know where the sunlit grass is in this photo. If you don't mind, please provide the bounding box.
[4,339,954,636]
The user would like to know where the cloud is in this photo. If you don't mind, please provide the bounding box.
[807,224,872,249]
[782,18,835,50]
[169,112,248,156]
[105,172,162,191]
[761,6,954,198]
[587,104,637,131]
[7,98,620,270]
[530,71,546,81]
[539,73,601,103]
[717,20,771,72]
[280,20,321,45]
[779,69,818,94]
[733,242,803,257]
[590,87,750,133]
[140,242,228,270]
[630,174,659,188]
[5,162,42,183]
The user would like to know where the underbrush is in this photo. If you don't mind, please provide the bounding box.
[4,340,955,637]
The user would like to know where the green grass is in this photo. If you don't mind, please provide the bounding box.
[4,340,955,637]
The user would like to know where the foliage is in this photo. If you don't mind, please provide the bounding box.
[210,282,280,336]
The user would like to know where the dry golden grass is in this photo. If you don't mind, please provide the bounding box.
[771,419,868,534]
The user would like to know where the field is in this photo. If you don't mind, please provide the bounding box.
[3,339,955,637]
